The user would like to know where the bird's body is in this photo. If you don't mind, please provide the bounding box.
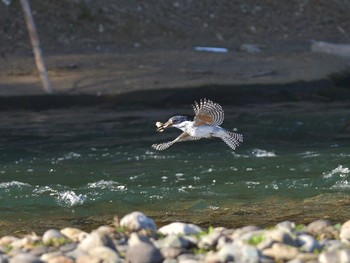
[152,99,243,151]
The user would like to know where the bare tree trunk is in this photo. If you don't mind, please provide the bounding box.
[20,0,53,94]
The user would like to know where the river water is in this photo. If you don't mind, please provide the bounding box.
[1,101,350,235]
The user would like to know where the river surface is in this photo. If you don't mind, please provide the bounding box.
[1,101,350,235]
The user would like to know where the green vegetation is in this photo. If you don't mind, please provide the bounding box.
[248,233,266,246]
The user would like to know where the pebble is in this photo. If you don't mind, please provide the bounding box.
[42,230,67,245]
[125,240,163,263]
[158,222,202,235]
[2,211,350,263]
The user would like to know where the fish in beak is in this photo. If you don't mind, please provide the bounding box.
[156,120,173,132]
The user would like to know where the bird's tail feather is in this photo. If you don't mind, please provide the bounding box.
[220,130,243,150]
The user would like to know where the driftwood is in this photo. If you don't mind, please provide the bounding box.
[311,41,350,58]
[20,0,53,94]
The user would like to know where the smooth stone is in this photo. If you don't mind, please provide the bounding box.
[156,234,190,249]
[125,241,163,263]
[266,229,296,246]
[11,235,41,249]
[77,230,116,252]
[60,228,87,242]
[276,221,296,232]
[0,236,19,246]
[64,248,87,260]
[216,235,231,250]
[177,254,204,263]
[295,253,319,262]
[29,245,50,257]
[256,237,274,250]
[47,256,74,263]
[216,242,260,263]
[120,211,157,232]
[158,222,202,235]
[319,249,350,263]
[59,242,77,253]
[297,234,322,252]
[340,227,350,241]
[89,246,122,263]
[285,259,304,263]
[198,231,222,250]
[40,251,63,262]
[160,247,184,259]
[42,229,67,244]
[232,226,262,239]
[76,255,101,263]
[263,243,298,261]
[162,259,177,263]
[128,233,151,247]
[342,220,350,231]
[307,220,332,235]
[9,253,42,263]
[0,254,8,263]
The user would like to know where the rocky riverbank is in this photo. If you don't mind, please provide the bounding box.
[1,211,350,263]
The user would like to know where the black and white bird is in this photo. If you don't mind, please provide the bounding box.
[152,99,243,151]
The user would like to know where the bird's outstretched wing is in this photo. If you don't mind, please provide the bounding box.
[152,132,202,151]
[192,99,224,127]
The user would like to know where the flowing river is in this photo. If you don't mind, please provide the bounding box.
[0,100,350,235]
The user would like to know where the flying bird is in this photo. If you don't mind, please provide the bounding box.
[152,99,243,151]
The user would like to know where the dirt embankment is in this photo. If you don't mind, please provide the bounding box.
[0,1,350,98]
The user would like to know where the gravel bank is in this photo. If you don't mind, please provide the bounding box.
[1,211,350,263]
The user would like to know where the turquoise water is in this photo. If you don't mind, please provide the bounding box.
[1,102,350,234]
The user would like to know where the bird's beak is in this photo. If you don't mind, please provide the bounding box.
[156,120,173,132]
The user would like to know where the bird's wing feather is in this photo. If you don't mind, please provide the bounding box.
[192,98,224,127]
[152,132,201,151]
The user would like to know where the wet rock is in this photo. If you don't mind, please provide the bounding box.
[158,222,202,235]
[120,211,157,232]
[263,243,298,261]
[125,241,163,263]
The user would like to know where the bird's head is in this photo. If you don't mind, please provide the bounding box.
[156,115,188,132]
